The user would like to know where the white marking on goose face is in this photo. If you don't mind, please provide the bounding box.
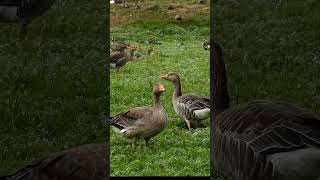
[194,108,210,119]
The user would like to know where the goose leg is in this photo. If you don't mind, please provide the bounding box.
[18,23,27,39]
[185,119,192,131]
[144,138,150,148]
[131,137,138,149]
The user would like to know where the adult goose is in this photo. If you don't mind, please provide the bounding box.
[211,41,320,180]
[202,40,210,50]
[0,143,108,180]
[110,40,130,52]
[110,84,168,149]
[0,0,56,37]
[110,47,134,72]
[161,73,210,130]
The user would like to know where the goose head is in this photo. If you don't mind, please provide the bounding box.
[153,84,166,94]
[160,73,180,83]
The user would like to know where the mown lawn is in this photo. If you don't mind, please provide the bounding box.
[212,0,320,179]
[0,0,107,174]
[110,0,210,176]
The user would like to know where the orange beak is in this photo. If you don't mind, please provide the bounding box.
[160,74,168,79]
[158,84,166,92]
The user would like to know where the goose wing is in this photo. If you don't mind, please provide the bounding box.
[212,100,320,179]
[218,101,320,154]
[1,144,107,180]
[110,107,153,130]
[177,94,210,109]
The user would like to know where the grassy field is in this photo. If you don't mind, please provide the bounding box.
[110,0,210,176]
[0,0,107,174]
[212,0,320,179]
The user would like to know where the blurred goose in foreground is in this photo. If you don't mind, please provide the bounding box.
[0,0,56,38]
[161,73,210,130]
[110,84,168,149]
[202,40,210,50]
[211,41,320,180]
[0,144,108,180]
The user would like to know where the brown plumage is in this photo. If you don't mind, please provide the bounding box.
[129,47,142,61]
[110,40,130,52]
[110,50,130,72]
[110,84,168,148]
[161,73,210,130]
[175,14,182,23]
[211,41,320,180]
[147,47,155,56]
[0,143,108,180]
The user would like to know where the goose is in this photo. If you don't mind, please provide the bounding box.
[133,0,140,9]
[147,47,155,56]
[110,40,130,52]
[110,84,168,149]
[121,1,129,8]
[129,47,142,61]
[0,0,56,38]
[198,0,207,4]
[160,73,210,130]
[211,41,320,180]
[0,143,108,180]
[202,40,210,50]
[110,46,141,71]
[110,50,130,72]
[175,14,182,23]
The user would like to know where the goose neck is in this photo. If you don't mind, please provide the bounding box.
[211,42,230,115]
[173,80,182,99]
[153,93,162,109]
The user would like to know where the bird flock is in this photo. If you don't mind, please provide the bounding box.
[110,39,211,148]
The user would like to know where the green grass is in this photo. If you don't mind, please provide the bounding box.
[0,0,107,174]
[110,1,210,176]
[212,0,320,179]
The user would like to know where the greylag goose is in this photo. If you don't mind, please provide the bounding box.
[198,0,207,4]
[211,41,320,180]
[147,47,155,56]
[175,14,182,23]
[121,0,129,8]
[129,47,142,61]
[133,0,140,9]
[0,143,108,180]
[202,40,210,50]
[111,40,130,52]
[110,84,168,149]
[0,0,56,37]
[160,73,210,130]
[110,46,136,72]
